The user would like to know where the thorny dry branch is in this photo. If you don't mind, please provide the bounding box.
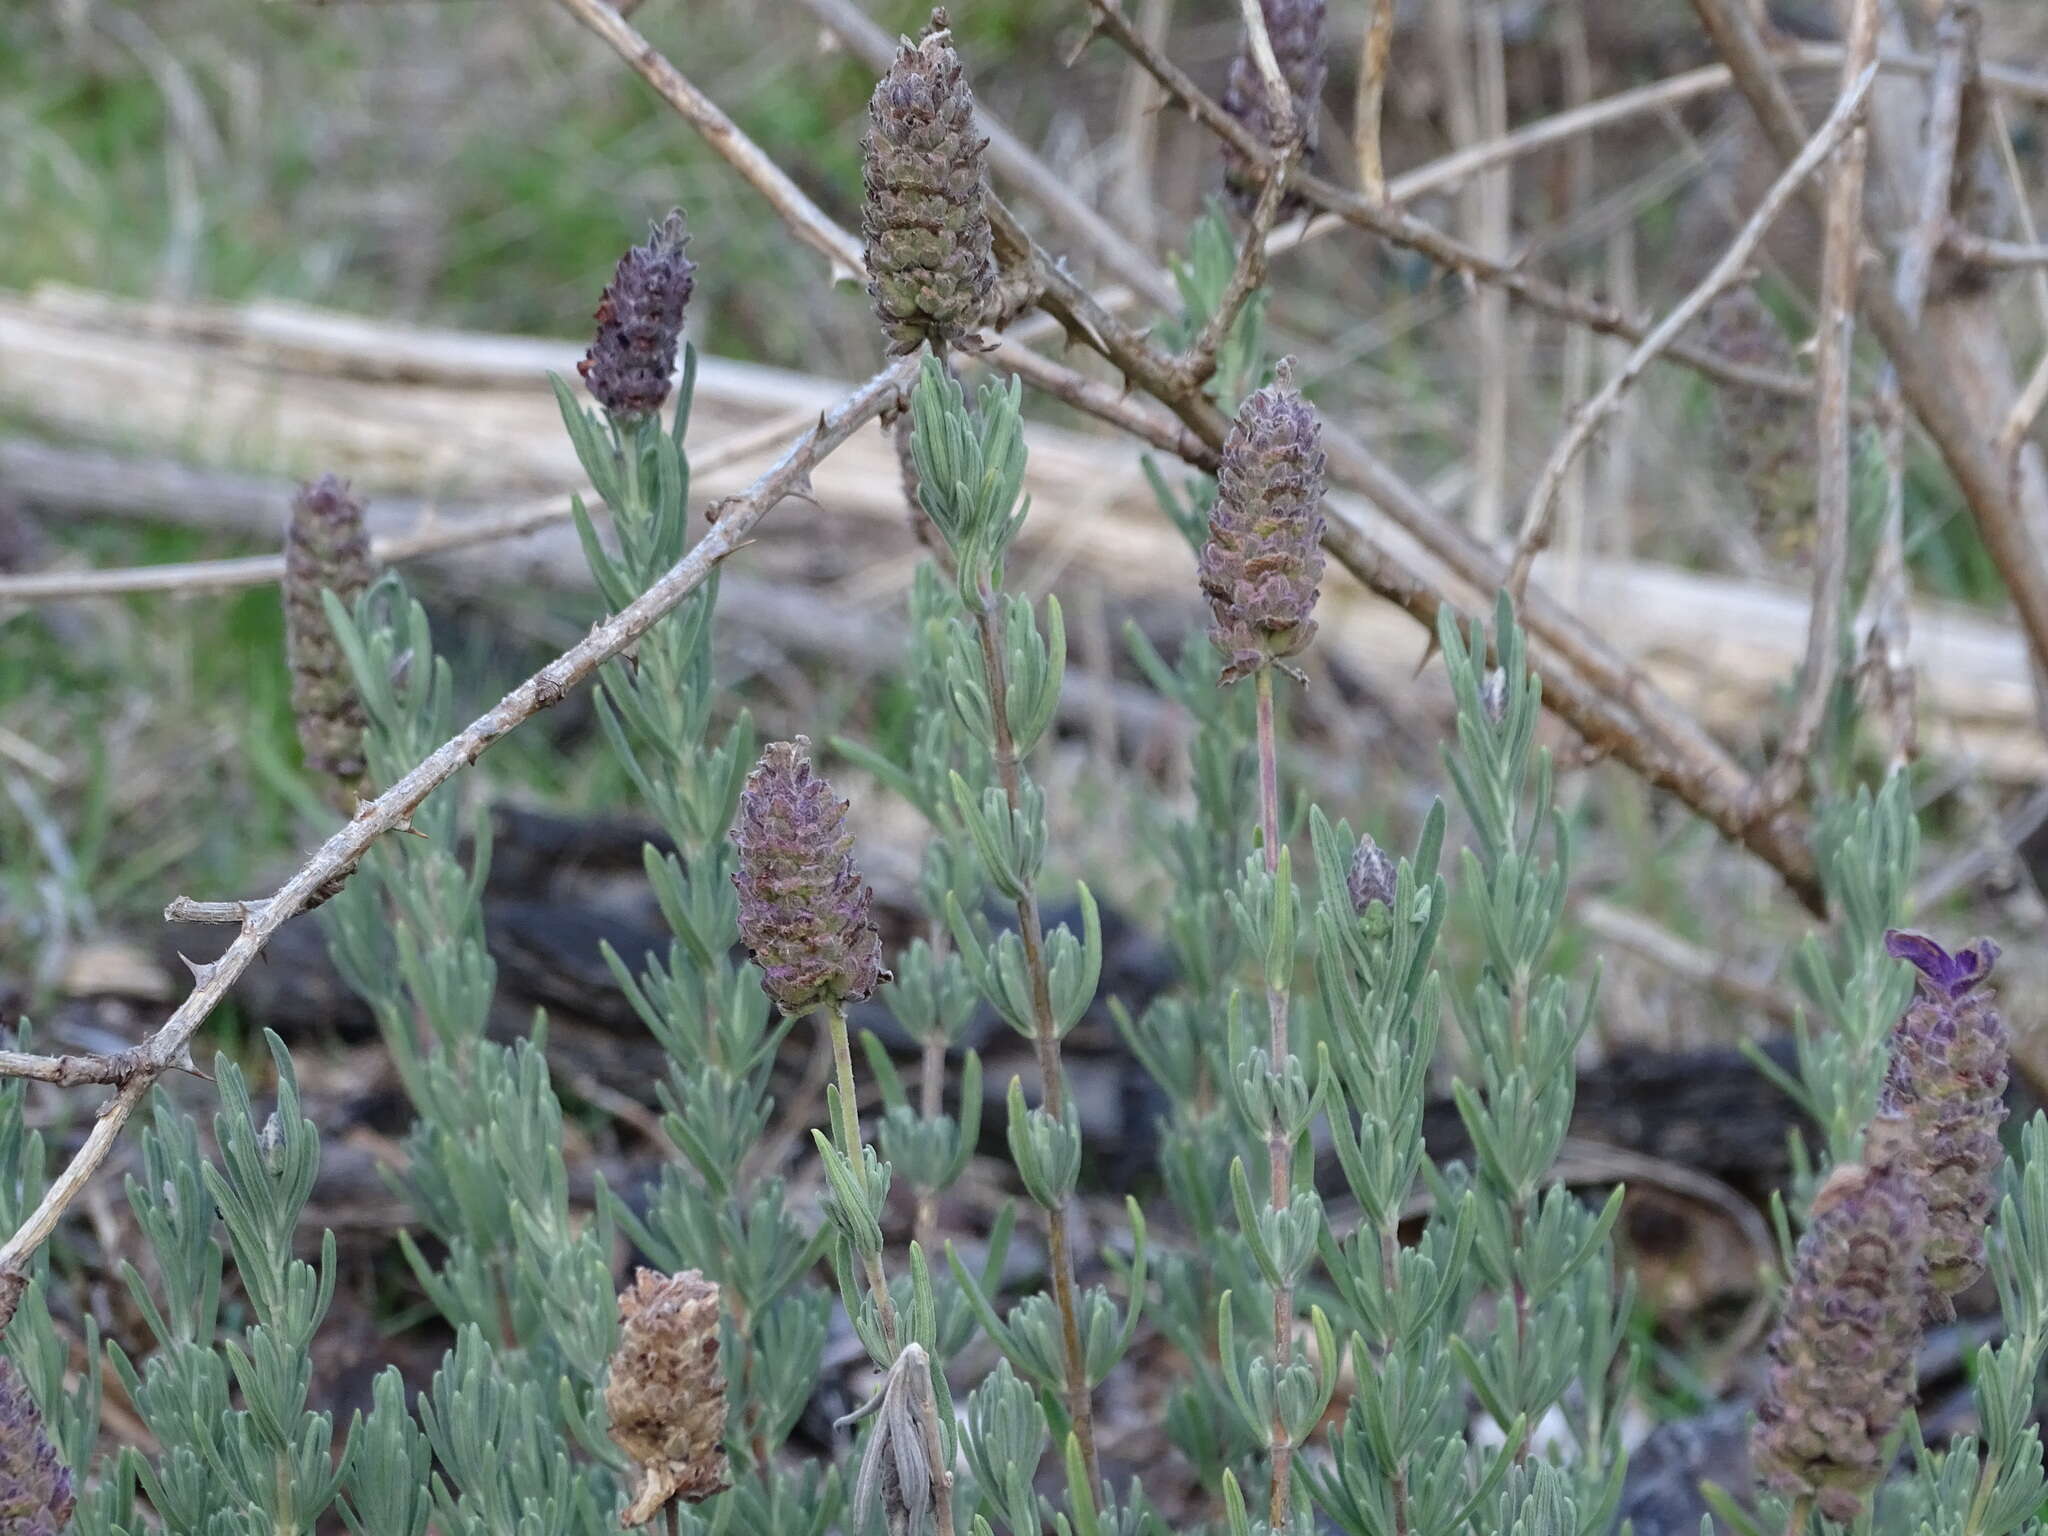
[1078,0,1824,406]
[0,351,921,1327]
[1505,60,1879,604]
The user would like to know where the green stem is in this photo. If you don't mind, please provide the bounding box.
[1255,665,1295,1530]
[825,1001,899,1354]
[972,599,1101,1492]
[1378,1223,1412,1536]
[914,921,948,1256]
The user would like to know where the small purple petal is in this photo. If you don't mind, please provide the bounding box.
[1885,929,2000,998]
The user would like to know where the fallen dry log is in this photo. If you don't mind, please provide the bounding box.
[2,284,2039,780]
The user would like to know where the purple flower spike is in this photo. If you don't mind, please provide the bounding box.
[284,473,376,806]
[733,739,887,1016]
[1885,929,2000,1000]
[1221,0,1327,217]
[579,211,695,420]
[1198,359,1326,685]
[1751,1119,1926,1524]
[0,1359,74,1535]
[1880,929,2008,1307]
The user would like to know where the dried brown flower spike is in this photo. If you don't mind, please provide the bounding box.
[861,10,996,354]
[284,474,377,809]
[1198,358,1327,684]
[607,1268,732,1526]
[1221,0,1327,215]
[579,209,695,420]
[1750,1116,1927,1524]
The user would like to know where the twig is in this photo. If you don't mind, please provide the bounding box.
[1235,0,1296,145]
[1752,0,1878,816]
[0,1047,157,1089]
[1471,1,1510,541]
[1178,152,1291,392]
[1556,4,1597,598]
[0,352,920,1331]
[1078,0,1819,405]
[1944,231,2048,270]
[1111,0,1172,253]
[1687,0,2048,694]
[1357,41,2047,217]
[1863,1,1977,771]
[0,411,814,605]
[1575,900,1796,1029]
[1352,0,1393,200]
[552,0,863,279]
[1506,63,1878,601]
[2001,350,2048,474]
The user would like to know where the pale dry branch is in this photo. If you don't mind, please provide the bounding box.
[2002,350,2048,472]
[0,411,814,604]
[1111,0,1173,252]
[1507,63,1878,602]
[1753,0,1879,816]
[1078,0,1820,406]
[1575,899,1796,1030]
[553,0,863,280]
[1235,0,1296,146]
[1471,0,1510,541]
[0,353,920,1328]
[1177,150,1292,392]
[1351,0,1393,200]
[0,1047,159,1089]
[1862,1,1979,770]
[1944,232,2048,270]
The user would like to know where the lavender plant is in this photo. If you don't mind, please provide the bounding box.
[895,356,1138,1513]
[552,211,842,1533]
